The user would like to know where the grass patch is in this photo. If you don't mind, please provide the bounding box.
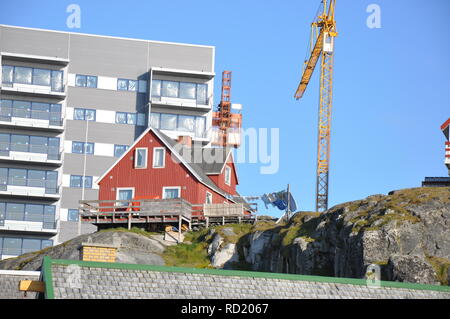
[99,227,159,238]
[426,256,450,285]
[163,242,211,268]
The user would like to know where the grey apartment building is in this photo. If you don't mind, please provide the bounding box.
[0,25,215,259]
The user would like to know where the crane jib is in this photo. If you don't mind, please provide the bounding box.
[294,29,324,100]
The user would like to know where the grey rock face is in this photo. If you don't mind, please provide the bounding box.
[207,229,240,269]
[238,188,450,285]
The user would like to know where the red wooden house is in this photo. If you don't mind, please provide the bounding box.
[96,127,249,216]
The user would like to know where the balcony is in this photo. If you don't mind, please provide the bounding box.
[0,107,64,132]
[1,82,66,99]
[1,64,65,99]
[0,178,60,199]
[150,79,212,111]
[0,143,62,166]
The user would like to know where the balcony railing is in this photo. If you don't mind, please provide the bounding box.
[0,108,63,127]
[0,177,59,195]
[0,142,62,161]
[1,82,65,96]
[0,218,58,231]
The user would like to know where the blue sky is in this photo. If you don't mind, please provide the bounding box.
[1,0,449,216]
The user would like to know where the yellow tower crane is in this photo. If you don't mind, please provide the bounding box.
[294,0,337,212]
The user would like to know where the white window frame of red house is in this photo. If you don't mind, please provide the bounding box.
[152,147,166,168]
[162,186,181,199]
[134,147,148,169]
[224,165,231,186]
[205,191,213,204]
[116,187,135,207]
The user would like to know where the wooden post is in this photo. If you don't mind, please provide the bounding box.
[222,216,225,225]
[206,216,209,228]
[128,212,131,230]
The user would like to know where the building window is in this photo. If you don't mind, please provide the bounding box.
[178,115,195,133]
[179,82,196,99]
[51,71,64,92]
[68,209,79,222]
[163,187,180,199]
[161,81,179,98]
[206,191,213,204]
[116,112,137,125]
[114,145,128,158]
[117,79,140,92]
[33,69,51,86]
[0,237,53,257]
[75,74,97,88]
[225,166,231,186]
[135,148,147,169]
[2,237,21,256]
[150,113,160,129]
[196,84,208,105]
[2,65,14,83]
[2,65,63,92]
[160,113,177,130]
[72,141,94,154]
[5,203,24,221]
[70,175,93,188]
[22,239,41,254]
[73,108,96,121]
[153,148,165,168]
[151,80,161,97]
[14,66,32,84]
[117,188,134,207]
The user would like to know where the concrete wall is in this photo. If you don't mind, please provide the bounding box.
[46,260,450,299]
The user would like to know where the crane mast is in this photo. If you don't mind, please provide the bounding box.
[294,0,337,212]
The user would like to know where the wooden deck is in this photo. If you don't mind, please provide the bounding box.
[78,198,255,232]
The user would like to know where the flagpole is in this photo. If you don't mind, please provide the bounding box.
[286,184,291,221]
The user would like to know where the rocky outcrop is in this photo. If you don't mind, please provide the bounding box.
[232,187,450,285]
[207,228,239,268]
[0,230,173,271]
